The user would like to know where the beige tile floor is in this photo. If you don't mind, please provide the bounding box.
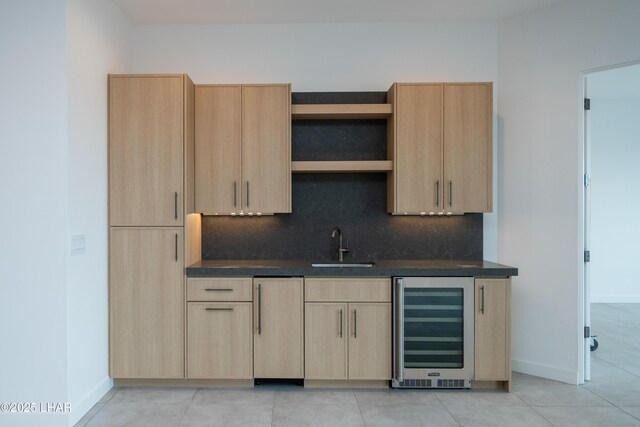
[76,303,640,426]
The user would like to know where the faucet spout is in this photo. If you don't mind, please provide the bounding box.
[331,227,349,262]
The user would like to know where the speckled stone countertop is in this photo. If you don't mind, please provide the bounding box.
[186,260,518,277]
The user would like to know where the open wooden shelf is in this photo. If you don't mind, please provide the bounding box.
[291,104,393,120]
[291,160,393,173]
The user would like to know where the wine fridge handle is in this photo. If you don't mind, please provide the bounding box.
[394,278,405,383]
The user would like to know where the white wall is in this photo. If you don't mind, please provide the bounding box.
[66,0,132,424]
[0,1,70,426]
[589,98,640,303]
[131,22,500,260]
[498,0,640,384]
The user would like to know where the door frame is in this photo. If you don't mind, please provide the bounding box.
[578,59,640,384]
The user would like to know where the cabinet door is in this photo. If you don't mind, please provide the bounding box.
[110,228,184,378]
[394,84,443,213]
[443,83,492,213]
[253,278,303,378]
[109,76,184,225]
[241,84,291,214]
[348,303,392,380]
[305,303,348,380]
[475,278,510,381]
[187,302,253,379]
[195,85,242,214]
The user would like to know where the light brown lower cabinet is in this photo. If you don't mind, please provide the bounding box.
[305,302,391,380]
[304,278,391,381]
[110,227,184,379]
[348,303,392,380]
[187,302,253,379]
[253,278,304,378]
[305,303,348,379]
[475,278,511,389]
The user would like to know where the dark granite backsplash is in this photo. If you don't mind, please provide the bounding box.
[200,92,483,261]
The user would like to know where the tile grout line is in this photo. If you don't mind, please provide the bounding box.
[509,388,530,407]
[80,387,119,427]
[592,333,640,357]
[527,405,560,427]
[175,387,198,426]
[271,389,275,427]
[581,381,621,408]
[580,304,640,417]
[78,403,105,427]
[352,390,368,427]
[433,391,462,427]
[619,407,640,422]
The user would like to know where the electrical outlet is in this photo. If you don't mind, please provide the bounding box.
[71,234,86,255]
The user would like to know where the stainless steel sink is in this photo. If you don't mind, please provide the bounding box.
[215,264,280,268]
[312,262,375,268]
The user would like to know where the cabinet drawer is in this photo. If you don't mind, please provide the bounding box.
[305,278,391,302]
[187,277,252,301]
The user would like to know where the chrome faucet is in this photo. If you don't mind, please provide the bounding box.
[331,227,350,262]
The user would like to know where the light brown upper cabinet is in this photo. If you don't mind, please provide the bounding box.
[253,278,303,378]
[195,85,242,214]
[391,84,443,213]
[110,75,194,226]
[195,84,291,215]
[444,84,493,213]
[388,82,492,214]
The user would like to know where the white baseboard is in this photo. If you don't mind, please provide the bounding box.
[512,359,579,385]
[69,376,113,426]
[591,295,640,303]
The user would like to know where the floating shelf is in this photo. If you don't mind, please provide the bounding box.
[291,160,393,173]
[291,104,393,120]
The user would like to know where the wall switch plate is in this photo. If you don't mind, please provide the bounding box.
[71,234,86,255]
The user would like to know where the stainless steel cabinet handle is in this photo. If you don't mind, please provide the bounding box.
[339,309,343,337]
[174,233,178,261]
[353,310,357,338]
[246,182,250,207]
[205,288,233,292]
[205,307,233,311]
[257,283,262,334]
[233,182,237,208]
[435,180,440,207]
[394,278,405,383]
[448,181,453,207]
[480,285,485,314]
[174,192,178,220]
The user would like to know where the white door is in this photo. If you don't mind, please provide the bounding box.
[583,74,592,382]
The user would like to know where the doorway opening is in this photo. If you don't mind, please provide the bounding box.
[582,61,640,385]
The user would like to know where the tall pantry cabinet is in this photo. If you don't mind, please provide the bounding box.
[109,74,201,379]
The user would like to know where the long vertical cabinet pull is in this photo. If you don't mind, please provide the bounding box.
[174,192,178,220]
[257,283,262,334]
[480,285,485,314]
[339,309,343,337]
[394,278,405,383]
[246,182,250,207]
[435,180,440,207]
[448,181,453,207]
[353,310,357,338]
[233,182,237,208]
[174,233,178,261]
